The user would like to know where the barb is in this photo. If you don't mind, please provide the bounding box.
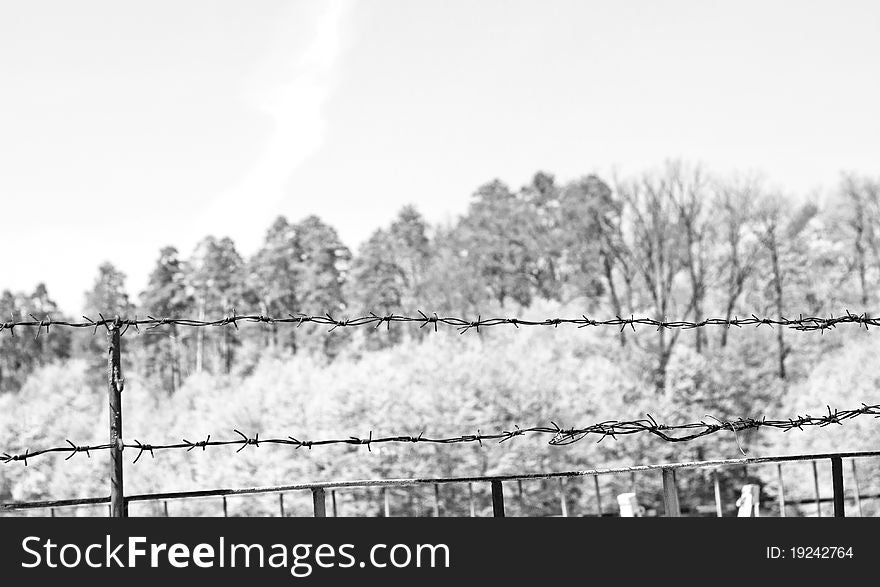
[3,403,879,466]
[0,310,877,335]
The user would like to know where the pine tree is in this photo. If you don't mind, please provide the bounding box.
[140,246,191,391]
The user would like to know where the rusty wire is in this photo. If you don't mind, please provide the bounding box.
[0,309,879,337]
[3,403,877,467]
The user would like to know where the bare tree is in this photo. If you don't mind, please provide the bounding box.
[616,164,691,393]
[715,175,762,347]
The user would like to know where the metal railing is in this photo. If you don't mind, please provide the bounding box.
[3,449,877,517]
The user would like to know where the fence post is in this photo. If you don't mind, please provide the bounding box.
[279,493,285,517]
[850,459,862,517]
[713,469,723,517]
[662,468,681,517]
[776,463,786,517]
[433,484,441,517]
[468,482,476,517]
[491,480,505,517]
[331,490,338,517]
[830,457,845,518]
[383,488,390,517]
[811,461,821,517]
[222,497,228,517]
[107,317,125,518]
[592,475,603,516]
[558,478,568,517]
[312,488,326,517]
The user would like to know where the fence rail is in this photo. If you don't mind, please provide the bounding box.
[3,449,877,517]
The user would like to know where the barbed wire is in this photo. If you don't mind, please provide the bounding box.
[3,403,877,466]
[1,310,879,337]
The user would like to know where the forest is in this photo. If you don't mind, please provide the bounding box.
[2,160,880,516]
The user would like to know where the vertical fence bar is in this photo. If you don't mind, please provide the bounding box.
[222,497,228,517]
[559,478,568,517]
[491,480,505,517]
[831,457,845,518]
[107,317,125,518]
[777,463,786,517]
[279,493,285,517]
[50,508,56,518]
[630,471,637,493]
[331,490,338,517]
[662,468,681,517]
[811,461,821,517]
[468,483,476,517]
[312,488,326,517]
[383,488,390,517]
[517,480,524,515]
[433,484,441,517]
[592,475,603,516]
[850,459,862,517]
[713,469,723,517]
[163,501,169,517]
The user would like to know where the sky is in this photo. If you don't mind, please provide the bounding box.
[1,0,879,314]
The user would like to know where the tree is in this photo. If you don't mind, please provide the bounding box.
[387,205,431,310]
[294,215,352,357]
[249,216,303,352]
[78,262,134,361]
[187,236,247,373]
[347,228,407,349]
[455,180,537,306]
[140,246,191,392]
[714,176,762,347]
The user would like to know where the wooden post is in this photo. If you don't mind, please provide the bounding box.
[491,480,505,517]
[592,475,603,516]
[222,496,228,517]
[850,459,862,517]
[662,468,681,517]
[777,463,786,517]
[831,457,845,518]
[713,469,723,517]
[312,488,326,517]
[468,483,476,517]
[107,317,125,518]
[279,493,285,517]
[811,461,821,517]
[331,490,338,517]
[383,488,390,517]
[558,478,568,517]
[432,484,441,517]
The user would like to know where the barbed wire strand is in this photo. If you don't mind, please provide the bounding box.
[1,310,878,336]
[3,403,876,467]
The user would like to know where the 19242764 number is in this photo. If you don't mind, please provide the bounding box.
[767,546,854,559]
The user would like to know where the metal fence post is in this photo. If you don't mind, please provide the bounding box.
[331,490,338,517]
[776,463,786,517]
[433,484,441,517]
[850,459,862,517]
[383,488,390,517]
[107,317,125,518]
[830,457,845,518]
[312,488,326,517]
[558,478,568,517]
[468,482,476,517]
[592,475,603,516]
[811,461,821,517]
[713,469,723,517]
[279,493,285,517]
[491,480,505,517]
[662,468,681,517]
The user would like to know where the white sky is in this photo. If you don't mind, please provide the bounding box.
[1,0,879,314]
